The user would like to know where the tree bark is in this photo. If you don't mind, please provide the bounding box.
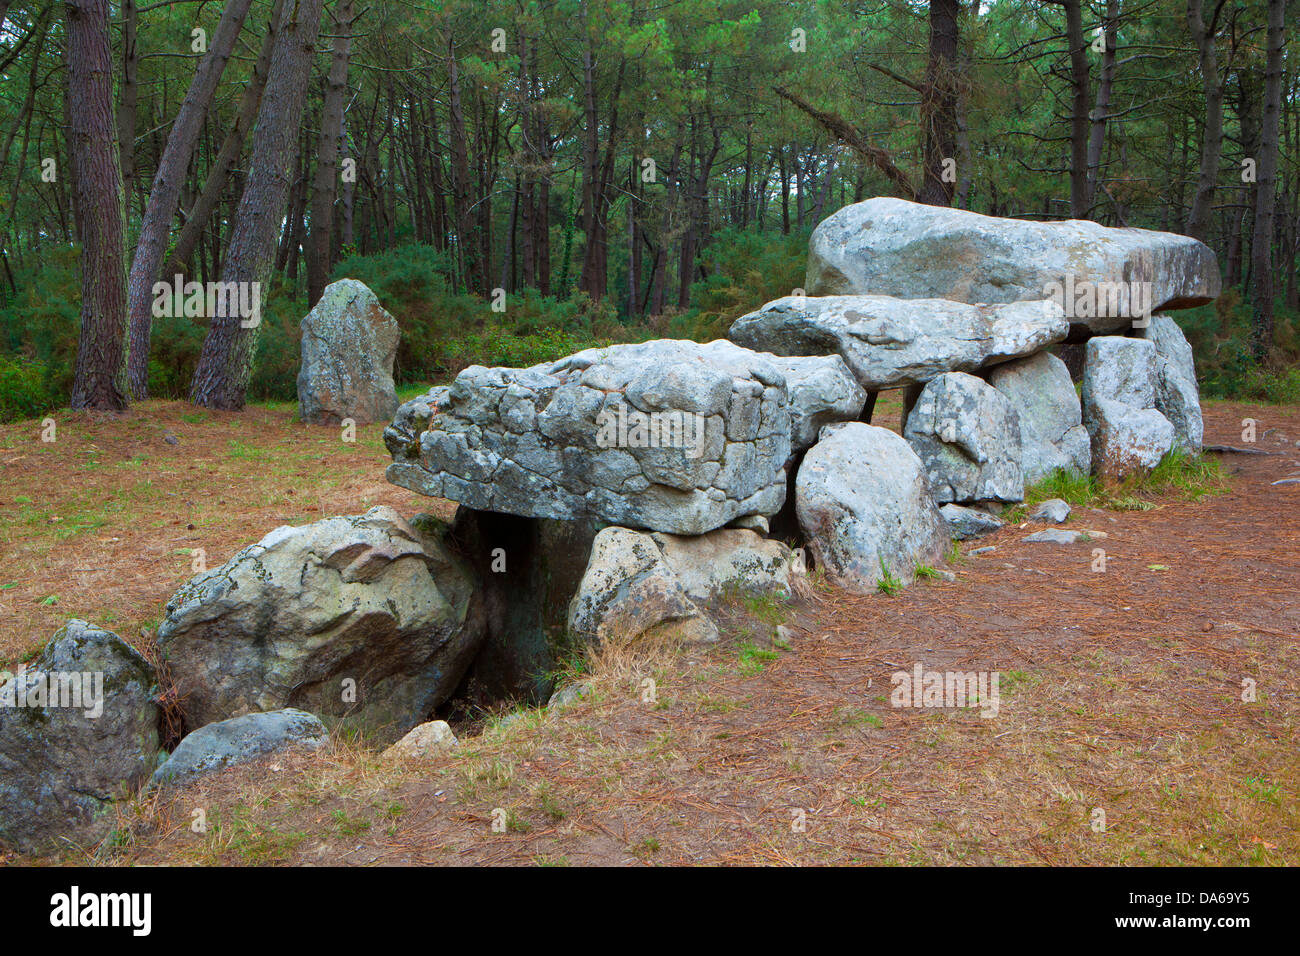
[162,0,284,280]
[916,0,962,206]
[1185,0,1226,240]
[1084,0,1118,211]
[307,0,356,306]
[1249,0,1286,361]
[1062,0,1091,217]
[66,0,129,411]
[125,0,255,398]
[190,0,325,410]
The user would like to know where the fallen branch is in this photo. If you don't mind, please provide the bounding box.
[772,86,916,199]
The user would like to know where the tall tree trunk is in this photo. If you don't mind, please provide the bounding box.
[118,0,138,212]
[66,0,129,410]
[1249,0,1286,361]
[1084,0,1118,211]
[915,0,961,206]
[779,145,790,234]
[1185,0,1226,239]
[190,0,325,410]
[1063,0,1091,217]
[125,0,255,397]
[162,0,284,279]
[446,45,480,293]
[307,0,355,306]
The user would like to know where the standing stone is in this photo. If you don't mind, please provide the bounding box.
[805,197,1220,336]
[904,372,1025,504]
[567,527,718,646]
[729,294,1067,391]
[796,423,949,593]
[156,506,485,743]
[0,621,161,854]
[385,340,791,535]
[298,278,400,426]
[151,709,327,789]
[1081,337,1175,480]
[1139,315,1203,453]
[988,350,1091,482]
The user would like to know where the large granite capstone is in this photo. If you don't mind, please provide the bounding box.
[729,294,1067,391]
[385,340,792,535]
[806,197,1220,335]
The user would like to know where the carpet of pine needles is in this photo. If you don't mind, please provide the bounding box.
[1,396,1296,866]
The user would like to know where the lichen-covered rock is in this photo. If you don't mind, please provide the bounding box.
[1139,315,1203,453]
[650,527,805,601]
[151,709,326,789]
[1081,337,1176,480]
[939,503,1004,540]
[297,279,400,426]
[381,719,458,761]
[567,527,718,645]
[805,197,1220,335]
[0,621,161,854]
[156,506,485,743]
[796,423,949,594]
[386,340,792,535]
[729,294,1067,391]
[904,372,1025,504]
[988,350,1091,482]
[725,349,865,452]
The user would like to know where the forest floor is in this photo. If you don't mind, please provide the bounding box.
[0,396,1297,866]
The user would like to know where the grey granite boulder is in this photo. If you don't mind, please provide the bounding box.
[1029,498,1071,523]
[1139,315,1203,453]
[385,340,791,535]
[729,294,1067,391]
[381,719,458,760]
[156,506,485,743]
[989,350,1091,482]
[805,197,1220,335]
[568,527,719,645]
[904,372,1025,504]
[0,621,161,854]
[298,279,400,426]
[151,709,326,789]
[1081,337,1175,480]
[650,527,805,601]
[796,423,950,593]
[939,503,1004,540]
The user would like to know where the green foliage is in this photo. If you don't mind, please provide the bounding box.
[876,559,903,596]
[0,355,57,422]
[668,227,812,342]
[1178,295,1300,404]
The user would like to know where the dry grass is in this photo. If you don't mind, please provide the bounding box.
[0,399,444,664]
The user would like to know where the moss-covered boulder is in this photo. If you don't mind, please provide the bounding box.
[0,621,161,854]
